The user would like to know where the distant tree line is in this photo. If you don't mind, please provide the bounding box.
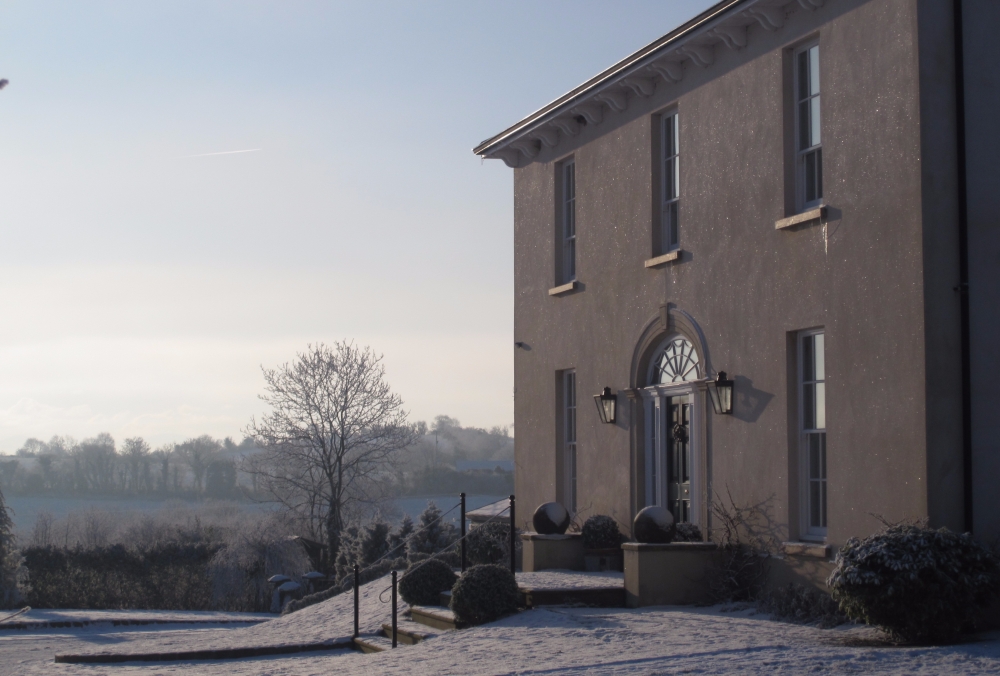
[0,434,259,498]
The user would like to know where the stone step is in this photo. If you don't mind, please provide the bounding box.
[353,634,395,654]
[380,620,436,645]
[438,589,452,607]
[409,605,464,631]
[518,586,626,608]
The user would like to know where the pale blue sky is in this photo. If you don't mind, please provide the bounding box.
[0,0,714,450]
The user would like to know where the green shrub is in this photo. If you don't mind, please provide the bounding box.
[828,523,1000,643]
[674,523,703,542]
[581,515,622,550]
[450,564,519,625]
[464,522,519,566]
[759,583,846,628]
[407,550,461,568]
[399,558,457,606]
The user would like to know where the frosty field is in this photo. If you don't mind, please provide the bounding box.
[2,573,999,675]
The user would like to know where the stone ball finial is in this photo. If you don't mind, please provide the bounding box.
[532,502,570,535]
[632,505,676,543]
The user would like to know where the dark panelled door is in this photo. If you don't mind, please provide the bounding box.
[668,396,691,523]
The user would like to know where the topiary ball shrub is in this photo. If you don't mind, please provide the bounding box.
[532,502,570,535]
[465,522,520,566]
[582,515,623,550]
[632,505,675,544]
[828,523,1000,644]
[449,564,519,626]
[398,558,458,607]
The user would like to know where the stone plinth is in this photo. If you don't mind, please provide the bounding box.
[521,533,584,572]
[622,542,719,607]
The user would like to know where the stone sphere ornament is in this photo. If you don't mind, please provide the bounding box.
[632,505,676,543]
[532,502,571,535]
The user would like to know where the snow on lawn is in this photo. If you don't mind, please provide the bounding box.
[1,608,271,627]
[3,573,1000,675]
[49,574,409,657]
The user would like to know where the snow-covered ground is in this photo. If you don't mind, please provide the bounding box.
[2,572,999,675]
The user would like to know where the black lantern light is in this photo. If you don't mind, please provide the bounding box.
[594,387,617,424]
[708,371,735,415]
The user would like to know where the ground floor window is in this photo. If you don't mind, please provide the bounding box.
[799,329,826,539]
[563,370,577,513]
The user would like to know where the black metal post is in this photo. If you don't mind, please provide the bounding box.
[353,564,359,639]
[391,570,398,648]
[460,492,467,572]
[509,494,516,576]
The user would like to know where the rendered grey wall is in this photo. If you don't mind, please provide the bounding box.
[511,0,955,548]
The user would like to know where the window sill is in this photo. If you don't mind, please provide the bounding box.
[548,281,578,296]
[644,250,681,268]
[782,541,830,559]
[775,206,825,230]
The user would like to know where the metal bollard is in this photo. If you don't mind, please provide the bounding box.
[353,564,359,639]
[460,492,467,573]
[509,494,516,576]
[391,570,398,648]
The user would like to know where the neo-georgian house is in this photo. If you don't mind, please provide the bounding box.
[474,0,1000,584]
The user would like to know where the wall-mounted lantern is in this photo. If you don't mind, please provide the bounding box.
[593,387,617,424]
[708,371,734,415]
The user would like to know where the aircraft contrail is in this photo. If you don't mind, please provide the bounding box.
[178,148,261,158]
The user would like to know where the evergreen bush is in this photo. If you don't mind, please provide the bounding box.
[406,502,459,562]
[0,487,27,608]
[828,523,1000,643]
[449,564,519,625]
[465,521,520,566]
[581,515,623,550]
[399,558,457,606]
[759,583,846,628]
[674,523,703,542]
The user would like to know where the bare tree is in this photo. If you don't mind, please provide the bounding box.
[176,435,221,493]
[244,342,416,570]
[121,437,151,494]
[73,433,117,493]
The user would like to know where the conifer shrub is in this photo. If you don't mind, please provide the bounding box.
[464,522,520,566]
[406,502,459,562]
[449,564,519,625]
[581,515,623,550]
[399,558,457,606]
[828,523,1000,643]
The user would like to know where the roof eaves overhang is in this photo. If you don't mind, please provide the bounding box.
[473,0,797,165]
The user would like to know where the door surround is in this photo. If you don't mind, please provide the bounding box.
[627,305,713,531]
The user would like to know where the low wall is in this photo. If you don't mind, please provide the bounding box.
[622,542,719,607]
[767,543,836,594]
[521,533,584,572]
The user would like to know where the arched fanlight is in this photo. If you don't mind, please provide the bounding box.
[593,387,617,424]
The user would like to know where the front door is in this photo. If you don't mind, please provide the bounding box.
[667,395,691,523]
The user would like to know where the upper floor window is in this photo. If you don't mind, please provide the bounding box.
[560,160,576,283]
[660,112,680,253]
[795,43,822,209]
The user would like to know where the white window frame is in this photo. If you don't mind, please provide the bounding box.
[563,370,577,513]
[798,328,827,540]
[561,160,576,283]
[660,111,680,254]
[794,42,823,210]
